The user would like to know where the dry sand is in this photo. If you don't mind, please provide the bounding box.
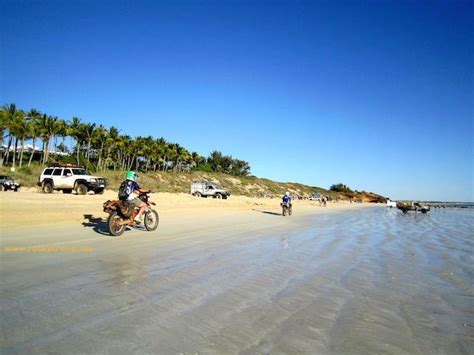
[0,189,360,229]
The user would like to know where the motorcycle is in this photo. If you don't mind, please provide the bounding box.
[103,191,159,236]
[281,201,292,216]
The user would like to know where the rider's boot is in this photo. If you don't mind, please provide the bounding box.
[129,210,140,224]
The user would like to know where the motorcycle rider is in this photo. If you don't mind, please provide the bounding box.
[282,191,292,208]
[119,171,150,223]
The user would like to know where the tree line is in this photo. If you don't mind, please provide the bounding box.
[329,183,353,193]
[0,104,251,176]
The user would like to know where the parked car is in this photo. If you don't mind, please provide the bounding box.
[190,180,230,199]
[0,175,21,191]
[308,192,323,201]
[38,164,107,194]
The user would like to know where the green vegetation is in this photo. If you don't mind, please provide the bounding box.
[0,162,350,198]
[0,161,387,202]
[1,103,386,202]
[0,103,250,176]
[329,183,353,193]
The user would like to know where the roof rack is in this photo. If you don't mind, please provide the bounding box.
[49,162,82,168]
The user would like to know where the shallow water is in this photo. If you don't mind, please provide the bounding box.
[303,207,474,354]
[1,207,473,354]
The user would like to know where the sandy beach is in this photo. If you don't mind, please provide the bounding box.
[0,189,359,229]
[1,191,472,354]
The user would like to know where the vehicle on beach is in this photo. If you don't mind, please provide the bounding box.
[0,175,21,191]
[190,180,230,199]
[396,201,430,214]
[386,199,397,208]
[103,190,159,236]
[281,201,292,216]
[38,164,107,195]
[308,192,323,201]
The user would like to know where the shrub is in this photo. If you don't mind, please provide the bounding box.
[18,166,33,175]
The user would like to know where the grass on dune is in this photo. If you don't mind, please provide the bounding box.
[0,162,383,202]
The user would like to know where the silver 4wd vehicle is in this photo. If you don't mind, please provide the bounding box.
[190,180,230,199]
[38,165,107,195]
[0,175,21,191]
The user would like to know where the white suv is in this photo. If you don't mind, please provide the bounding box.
[38,165,107,194]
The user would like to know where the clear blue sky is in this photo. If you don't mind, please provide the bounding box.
[1,0,473,201]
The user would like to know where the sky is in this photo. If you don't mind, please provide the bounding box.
[1,0,473,201]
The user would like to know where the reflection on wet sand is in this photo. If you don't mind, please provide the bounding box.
[1,207,472,354]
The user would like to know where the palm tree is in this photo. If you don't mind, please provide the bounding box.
[141,136,154,172]
[54,119,68,154]
[83,122,96,161]
[116,134,131,170]
[104,126,119,170]
[69,117,82,164]
[173,144,191,173]
[151,138,166,172]
[191,152,205,169]
[26,109,42,166]
[155,137,167,171]
[38,114,56,165]
[163,143,176,172]
[128,136,146,171]
[92,125,108,171]
[10,110,29,168]
[1,103,18,166]
[2,105,254,176]
[0,107,7,149]
[208,150,223,172]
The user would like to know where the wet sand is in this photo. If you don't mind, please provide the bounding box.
[1,193,472,354]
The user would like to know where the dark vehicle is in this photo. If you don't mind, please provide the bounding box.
[0,175,21,191]
[103,191,159,236]
[396,201,430,214]
[281,201,292,216]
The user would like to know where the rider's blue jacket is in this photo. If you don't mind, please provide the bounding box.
[282,195,291,204]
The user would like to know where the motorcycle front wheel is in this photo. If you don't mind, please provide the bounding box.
[144,209,159,231]
[108,211,126,236]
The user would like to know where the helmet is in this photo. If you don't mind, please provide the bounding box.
[285,191,290,196]
[126,171,138,181]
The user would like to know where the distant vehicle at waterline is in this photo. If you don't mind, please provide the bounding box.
[396,201,430,214]
[386,200,397,208]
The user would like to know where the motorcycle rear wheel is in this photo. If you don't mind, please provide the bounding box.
[108,211,126,236]
[144,209,159,231]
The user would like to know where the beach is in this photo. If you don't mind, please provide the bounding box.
[1,191,472,354]
[0,190,357,229]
